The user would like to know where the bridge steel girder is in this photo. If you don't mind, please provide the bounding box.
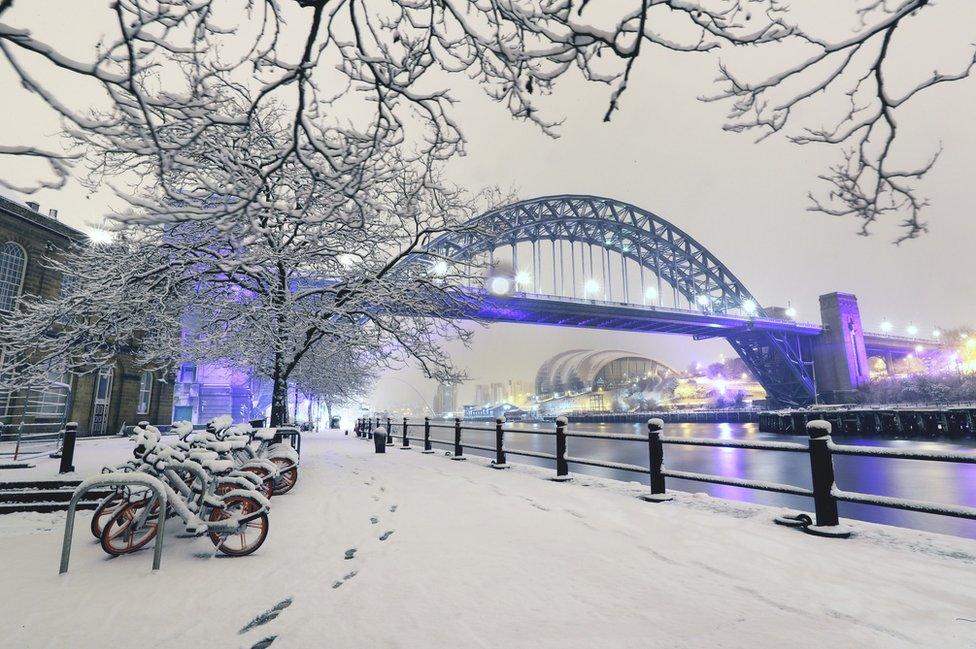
[403,195,820,407]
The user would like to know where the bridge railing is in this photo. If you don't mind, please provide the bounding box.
[353,416,976,537]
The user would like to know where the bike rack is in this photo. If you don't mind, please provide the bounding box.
[59,472,169,574]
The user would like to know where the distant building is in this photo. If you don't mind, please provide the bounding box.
[0,196,173,436]
[490,382,505,404]
[432,383,458,415]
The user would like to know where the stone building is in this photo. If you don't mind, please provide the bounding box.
[0,195,173,436]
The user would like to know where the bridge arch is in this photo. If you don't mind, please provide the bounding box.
[420,195,763,316]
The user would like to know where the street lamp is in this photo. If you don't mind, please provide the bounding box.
[488,276,511,295]
[644,286,657,304]
[906,324,918,337]
[742,299,757,315]
[88,227,115,245]
[932,329,942,339]
[431,260,449,276]
[784,305,797,319]
[583,278,600,296]
[880,320,893,333]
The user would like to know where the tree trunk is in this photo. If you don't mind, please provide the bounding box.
[269,361,289,426]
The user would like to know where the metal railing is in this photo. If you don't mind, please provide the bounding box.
[354,415,976,538]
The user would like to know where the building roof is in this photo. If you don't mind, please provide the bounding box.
[534,349,677,396]
[0,194,86,242]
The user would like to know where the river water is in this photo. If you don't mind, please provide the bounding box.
[426,421,976,539]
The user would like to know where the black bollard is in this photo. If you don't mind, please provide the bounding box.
[450,417,465,460]
[386,417,393,446]
[58,422,78,474]
[805,420,851,537]
[551,416,571,481]
[401,417,410,449]
[422,417,434,453]
[491,416,509,469]
[373,426,387,453]
[639,418,672,502]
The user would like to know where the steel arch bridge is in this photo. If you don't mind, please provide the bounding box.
[404,194,818,407]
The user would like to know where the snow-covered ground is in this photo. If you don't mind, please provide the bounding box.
[2,430,975,648]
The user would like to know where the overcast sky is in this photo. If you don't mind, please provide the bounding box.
[2,2,974,410]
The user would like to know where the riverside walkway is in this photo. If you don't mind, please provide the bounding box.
[1,430,974,648]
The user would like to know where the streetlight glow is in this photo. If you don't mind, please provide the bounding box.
[644,286,657,302]
[932,329,942,338]
[880,320,893,333]
[583,278,600,295]
[784,306,797,319]
[742,299,757,315]
[431,260,449,276]
[488,276,511,295]
[906,324,918,337]
[87,227,115,245]
[514,270,531,287]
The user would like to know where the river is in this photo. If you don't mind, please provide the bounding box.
[426,421,976,539]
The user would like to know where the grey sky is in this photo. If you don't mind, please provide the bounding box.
[1,2,973,409]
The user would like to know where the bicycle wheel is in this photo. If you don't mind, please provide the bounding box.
[239,466,273,499]
[100,498,160,556]
[208,496,269,556]
[269,458,298,495]
[90,491,124,539]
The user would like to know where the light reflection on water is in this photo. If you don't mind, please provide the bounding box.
[448,421,976,539]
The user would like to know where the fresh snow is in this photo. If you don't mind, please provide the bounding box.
[1,430,975,648]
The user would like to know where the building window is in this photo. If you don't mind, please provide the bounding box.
[137,371,153,414]
[178,363,197,383]
[0,242,27,312]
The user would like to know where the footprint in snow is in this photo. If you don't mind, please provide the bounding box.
[389,504,397,513]
[333,570,358,588]
[250,636,277,649]
[371,495,380,502]
[344,548,357,560]
[379,530,394,541]
[370,516,378,524]
[239,598,293,634]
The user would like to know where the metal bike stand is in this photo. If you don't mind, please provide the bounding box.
[59,473,169,574]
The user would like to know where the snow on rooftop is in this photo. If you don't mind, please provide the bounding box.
[2,431,975,648]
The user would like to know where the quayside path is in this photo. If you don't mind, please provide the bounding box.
[1,431,975,648]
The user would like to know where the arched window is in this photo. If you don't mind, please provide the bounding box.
[0,242,27,312]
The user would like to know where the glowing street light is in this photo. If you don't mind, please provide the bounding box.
[583,278,600,296]
[906,324,918,337]
[431,260,449,276]
[488,276,511,295]
[784,306,797,319]
[644,286,658,303]
[915,344,924,353]
[880,320,893,333]
[514,270,531,289]
[742,299,757,315]
[932,329,942,338]
[87,227,115,245]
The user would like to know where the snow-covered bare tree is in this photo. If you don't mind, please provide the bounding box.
[1,1,973,240]
[292,344,376,425]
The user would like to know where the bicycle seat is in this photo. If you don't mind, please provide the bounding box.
[254,428,276,441]
[188,449,219,462]
[206,441,233,453]
[202,459,234,475]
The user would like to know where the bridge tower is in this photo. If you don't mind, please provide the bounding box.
[812,292,870,403]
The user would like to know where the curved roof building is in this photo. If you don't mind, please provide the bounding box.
[534,350,677,397]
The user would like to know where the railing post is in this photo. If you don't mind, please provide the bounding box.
[805,420,851,538]
[551,416,571,481]
[451,417,465,460]
[386,417,393,446]
[422,417,434,453]
[366,418,373,440]
[491,416,509,469]
[639,418,672,502]
[401,417,410,448]
[58,422,78,474]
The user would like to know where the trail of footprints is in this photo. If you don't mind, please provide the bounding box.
[239,475,399,648]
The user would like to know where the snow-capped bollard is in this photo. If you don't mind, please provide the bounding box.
[551,416,571,481]
[422,417,434,453]
[805,420,851,538]
[373,427,387,453]
[401,417,411,449]
[58,422,78,474]
[491,416,509,469]
[639,418,672,502]
[451,417,466,460]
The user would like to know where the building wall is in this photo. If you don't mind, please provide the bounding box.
[0,196,173,435]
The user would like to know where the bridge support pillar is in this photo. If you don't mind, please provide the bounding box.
[812,292,869,404]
